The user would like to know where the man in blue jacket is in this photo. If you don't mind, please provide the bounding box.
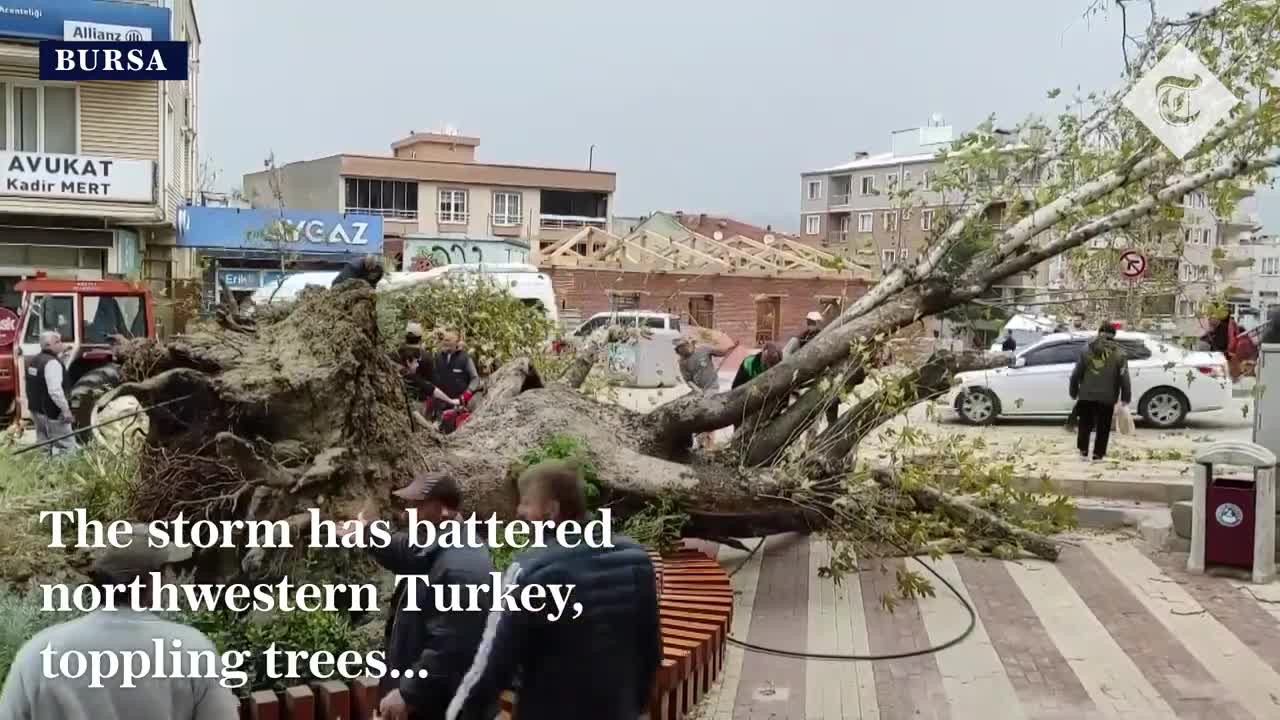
[445,460,660,720]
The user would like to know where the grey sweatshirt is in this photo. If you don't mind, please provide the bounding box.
[0,609,239,719]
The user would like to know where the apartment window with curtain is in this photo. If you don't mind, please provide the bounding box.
[0,82,78,153]
[344,178,419,219]
[438,189,468,224]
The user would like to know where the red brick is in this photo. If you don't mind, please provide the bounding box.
[544,268,867,345]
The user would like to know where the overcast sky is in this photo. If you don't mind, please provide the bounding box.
[197,0,1274,233]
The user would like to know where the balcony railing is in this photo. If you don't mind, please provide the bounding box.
[829,192,852,206]
[540,214,607,230]
[437,212,469,225]
[344,206,419,220]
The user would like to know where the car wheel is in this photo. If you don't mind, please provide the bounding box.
[956,387,1000,425]
[1139,387,1189,429]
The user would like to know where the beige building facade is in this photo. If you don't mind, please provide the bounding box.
[241,132,616,271]
[0,0,201,332]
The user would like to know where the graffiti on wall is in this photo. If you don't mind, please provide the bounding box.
[407,239,528,270]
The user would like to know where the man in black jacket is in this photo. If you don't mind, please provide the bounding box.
[332,255,385,288]
[340,472,496,720]
[445,460,660,720]
[429,330,480,432]
[1069,325,1132,461]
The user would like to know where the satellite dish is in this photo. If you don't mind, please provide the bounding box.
[763,234,775,244]
[713,231,723,241]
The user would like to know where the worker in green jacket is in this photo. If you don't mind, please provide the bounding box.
[732,343,782,389]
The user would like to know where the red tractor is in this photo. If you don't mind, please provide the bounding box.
[0,273,155,432]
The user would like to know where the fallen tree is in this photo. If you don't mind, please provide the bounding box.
[102,1,1279,583]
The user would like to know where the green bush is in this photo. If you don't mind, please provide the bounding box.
[0,588,82,683]
[377,276,555,374]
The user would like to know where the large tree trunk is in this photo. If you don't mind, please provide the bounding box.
[107,283,1059,582]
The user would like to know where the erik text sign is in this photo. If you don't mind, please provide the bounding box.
[39,41,188,81]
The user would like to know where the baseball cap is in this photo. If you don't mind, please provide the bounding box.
[405,321,424,337]
[805,311,823,322]
[392,470,462,508]
[89,523,192,585]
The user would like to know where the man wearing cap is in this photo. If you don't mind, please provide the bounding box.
[0,527,238,719]
[338,471,495,720]
[445,460,660,720]
[674,333,738,393]
[397,322,436,402]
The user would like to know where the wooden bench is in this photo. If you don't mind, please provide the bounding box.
[235,545,733,720]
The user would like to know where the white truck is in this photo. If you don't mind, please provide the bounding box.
[247,262,559,325]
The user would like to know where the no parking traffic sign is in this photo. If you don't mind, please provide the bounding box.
[1120,250,1147,280]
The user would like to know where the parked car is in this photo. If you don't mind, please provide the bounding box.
[949,330,1231,429]
[571,311,682,337]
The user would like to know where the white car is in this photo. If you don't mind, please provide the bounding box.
[571,311,683,337]
[950,331,1231,429]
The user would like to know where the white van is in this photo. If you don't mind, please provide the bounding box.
[247,263,559,325]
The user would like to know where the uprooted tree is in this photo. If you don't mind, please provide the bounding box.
[99,1,1279,583]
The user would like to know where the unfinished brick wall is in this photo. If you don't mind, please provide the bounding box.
[545,268,868,345]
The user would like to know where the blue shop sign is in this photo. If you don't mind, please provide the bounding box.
[0,1,172,43]
[177,207,384,256]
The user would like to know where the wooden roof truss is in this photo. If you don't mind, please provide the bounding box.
[535,227,865,279]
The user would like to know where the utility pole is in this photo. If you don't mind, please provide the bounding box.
[588,144,596,171]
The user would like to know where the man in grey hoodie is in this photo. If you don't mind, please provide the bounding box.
[1068,324,1132,461]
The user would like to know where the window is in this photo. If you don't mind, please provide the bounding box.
[885,173,898,190]
[818,297,843,317]
[609,293,640,312]
[23,295,74,344]
[921,209,935,231]
[1202,228,1213,246]
[438,189,468,224]
[1116,339,1152,360]
[921,170,932,191]
[860,176,875,195]
[881,249,896,266]
[82,295,145,343]
[805,215,821,235]
[2,83,80,153]
[899,247,909,262]
[902,169,912,184]
[882,211,898,232]
[344,178,419,219]
[857,212,873,232]
[1023,341,1086,367]
[1262,257,1280,276]
[492,191,522,226]
[807,179,823,200]
[688,295,714,328]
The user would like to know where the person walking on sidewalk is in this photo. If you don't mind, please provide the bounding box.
[27,330,77,456]
[1068,324,1132,461]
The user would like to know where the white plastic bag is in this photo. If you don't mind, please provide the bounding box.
[1114,404,1136,436]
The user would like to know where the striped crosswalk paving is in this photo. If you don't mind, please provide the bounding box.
[694,534,1280,719]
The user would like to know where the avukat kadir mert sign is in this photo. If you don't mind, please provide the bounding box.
[40,41,187,81]
[177,207,385,257]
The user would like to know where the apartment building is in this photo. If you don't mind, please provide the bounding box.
[0,0,201,324]
[240,131,616,271]
[799,121,1050,310]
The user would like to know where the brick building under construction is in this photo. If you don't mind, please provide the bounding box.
[535,211,871,347]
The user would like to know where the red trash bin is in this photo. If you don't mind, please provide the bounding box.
[1204,477,1256,569]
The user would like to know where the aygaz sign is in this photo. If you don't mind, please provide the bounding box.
[176,207,385,256]
[0,151,155,202]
